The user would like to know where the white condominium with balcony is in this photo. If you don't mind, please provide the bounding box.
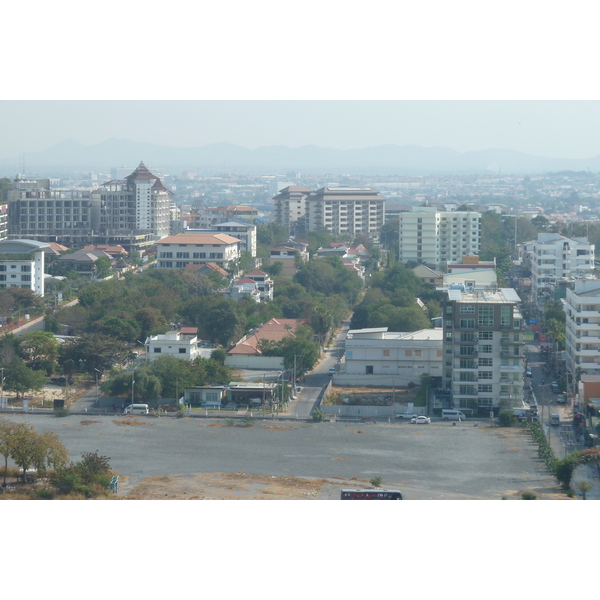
[563,279,600,386]
[529,233,595,305]
[398,206,481,268]
[272,185,386,240]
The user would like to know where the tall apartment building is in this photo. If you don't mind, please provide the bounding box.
[529,233,595,305]
[92,161,173,241]
[305,186,386,240]
[398,207,481,268]
[563,279,600,387]
[272,185,386,240]
[272,185,314,232]
[6,164,174,251]
[7,177,100,244]
[442,287,524,416]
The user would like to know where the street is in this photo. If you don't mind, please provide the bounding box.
[284,318,351,418]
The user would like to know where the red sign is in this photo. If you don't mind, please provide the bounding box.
[539,334,547,343]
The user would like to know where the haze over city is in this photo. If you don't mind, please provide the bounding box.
[2,101,600,163]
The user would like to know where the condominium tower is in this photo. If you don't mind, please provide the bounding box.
[398,206,481,268]
[442,287,524,416]
[528,233,595,305]
[563,279,600,388]
[273,185,386,240]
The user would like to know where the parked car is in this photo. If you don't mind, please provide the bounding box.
[396,412,418,419]
[411,415,431,424]
[551,382,560,393]
[526,370,533,378]
[328,367,336,375]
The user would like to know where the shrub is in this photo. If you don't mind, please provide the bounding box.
[54,407,71,418]
[370,476,382,488]
[311,407,327,422]
[497,410,517,427]
[521,491,537,500]
[31,487,55,500]
[239,415,255,427]
[554,455,578,489]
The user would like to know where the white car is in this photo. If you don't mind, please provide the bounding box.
[411,415,431,424]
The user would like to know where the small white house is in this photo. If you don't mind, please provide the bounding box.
[145,331,200,361]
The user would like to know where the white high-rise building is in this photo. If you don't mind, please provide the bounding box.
[272,185,386,240]
[529,233,595,305]
[93,162,173,240]
[398,206,481,268]
[563,279,600,387]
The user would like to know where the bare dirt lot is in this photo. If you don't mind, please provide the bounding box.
[0,414,570,500]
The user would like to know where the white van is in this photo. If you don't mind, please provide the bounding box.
[124,404,149,415]
[442,409,467,421]
[550,413,560,426]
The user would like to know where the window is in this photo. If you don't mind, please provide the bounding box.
[479,345,492,354]
[405,349,412,356]
[478,305,494,327]
[459,319,475,329]
[478,358,493,367]
[153,347,162,353]
[478,384,492,393]
[383,349,390,357]
[179,348,187,354]
[500,305,511,328]
[460,305,475,314]
[478,371,493,379]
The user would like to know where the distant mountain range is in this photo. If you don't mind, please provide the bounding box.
[1,138,599,176]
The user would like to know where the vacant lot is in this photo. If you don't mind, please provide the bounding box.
[0,414,565,499]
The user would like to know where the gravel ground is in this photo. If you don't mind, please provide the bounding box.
[0,413,566,499]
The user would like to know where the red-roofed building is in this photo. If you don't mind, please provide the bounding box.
[225,318,307,369]
[156,232,240,271]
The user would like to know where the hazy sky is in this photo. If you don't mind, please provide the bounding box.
[2,101,600,161]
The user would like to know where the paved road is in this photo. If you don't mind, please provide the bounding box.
[285,319,351,419]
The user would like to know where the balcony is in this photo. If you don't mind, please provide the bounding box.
[499,364,523,371]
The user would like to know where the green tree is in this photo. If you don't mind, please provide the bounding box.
[20,331,60,374]
[58,333,130,376]
[10,423,47,482]
[3,359,47,399]
[94,256,112,278]
[94,316,140,342]
[210,347,227,365]
[0,419,16,486]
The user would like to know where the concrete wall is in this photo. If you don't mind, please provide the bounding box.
[332,373,421,387]
[225,355,284,370]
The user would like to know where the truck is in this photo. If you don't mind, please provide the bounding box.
[513,406,539,421]
[395,411,419,420]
